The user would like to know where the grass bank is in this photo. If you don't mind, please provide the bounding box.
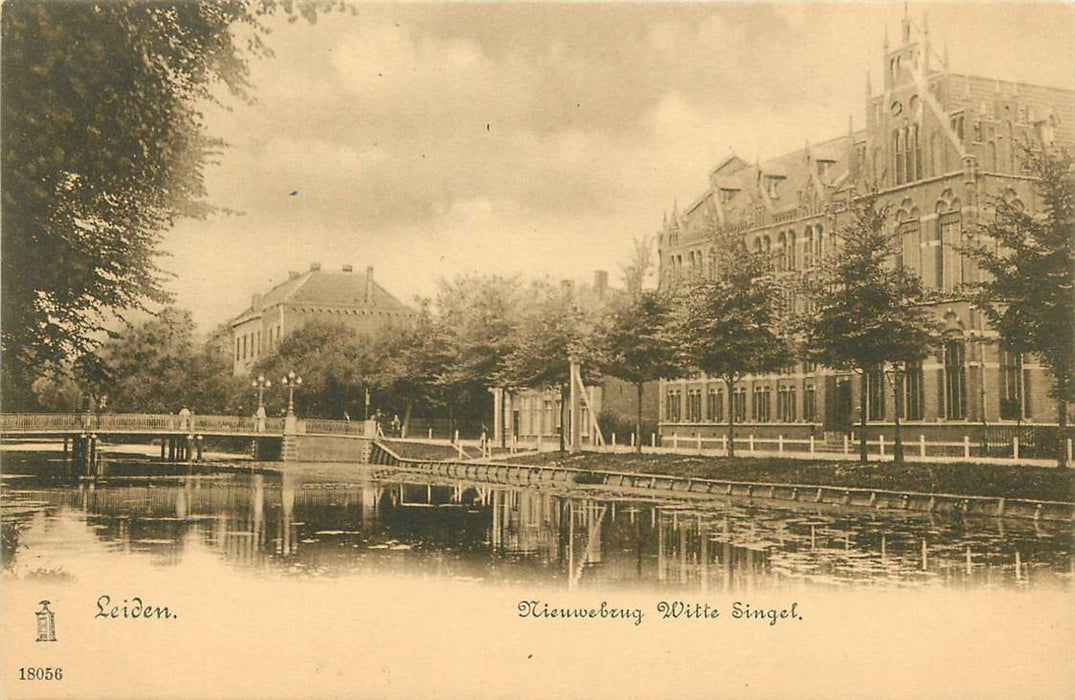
[499,451,1075,503]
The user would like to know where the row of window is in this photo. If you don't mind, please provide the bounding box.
[235,325,282,362]
[667,385,819,424]
[665,344,1030,424]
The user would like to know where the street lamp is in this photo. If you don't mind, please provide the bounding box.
[252,375,271,412]
[281,371,303,416]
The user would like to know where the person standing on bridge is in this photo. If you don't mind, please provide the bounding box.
[178,405,191,432]
[255,403,267,433]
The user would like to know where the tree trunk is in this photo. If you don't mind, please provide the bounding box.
[858,368,868,464]
[635,381,644,453]
[725,377,736,458]
[401,400,413,439]
[1058,395,1069,469]
[559,385,567,453]
[892,371,904,464]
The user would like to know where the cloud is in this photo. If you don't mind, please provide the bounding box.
[162,3,1074,330]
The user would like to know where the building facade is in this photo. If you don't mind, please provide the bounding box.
[229,263,416,375]
[657,14,1072,442]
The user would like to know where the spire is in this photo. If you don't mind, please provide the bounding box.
[866,70,872,97]
[883,24,889,51]
[902,2,911,43]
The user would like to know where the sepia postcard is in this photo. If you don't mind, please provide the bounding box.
[2,2,1073,698]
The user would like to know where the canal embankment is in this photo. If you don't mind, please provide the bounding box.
[382,450,1074,523]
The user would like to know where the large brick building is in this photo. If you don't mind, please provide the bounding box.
[229,263,416,375]
[657,13,1073,443]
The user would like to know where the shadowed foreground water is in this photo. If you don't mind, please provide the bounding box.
[2,455,1072,590]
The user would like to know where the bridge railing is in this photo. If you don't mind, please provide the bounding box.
[0,412,287,435]
[301,418,372,437]
[0,413,85,432]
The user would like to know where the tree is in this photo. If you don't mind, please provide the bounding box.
[83,307,245,414]
[674,244,793,457]
[802,192,941,463]
[434,275,523,436]
[501,281,598,451]
[964,146,1074,467]
[0,1,326,406]
[252,321,378,419]
[596,238,681,451]
[372,300,450,437]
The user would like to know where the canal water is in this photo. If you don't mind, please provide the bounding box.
[3,453,1071,590]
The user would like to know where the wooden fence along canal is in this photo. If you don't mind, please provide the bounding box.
[369,444,1075,524]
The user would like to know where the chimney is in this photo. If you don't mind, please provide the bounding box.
[251,293,262,309]
[365,265,375,303]
[288,270,300,279]
[594,270,609,299]
[309,261,321,271]
[342,264,353,273]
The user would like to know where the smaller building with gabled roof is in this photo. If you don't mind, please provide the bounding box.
[229,262,416,375]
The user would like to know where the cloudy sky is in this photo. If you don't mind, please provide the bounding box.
[162,2,1074,331]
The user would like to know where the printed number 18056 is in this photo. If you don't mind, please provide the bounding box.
[19,667,63,681]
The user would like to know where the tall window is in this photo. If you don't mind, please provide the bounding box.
[666,390,682,423]
[943,340,967,419]
[734,388,747,423]
[898,217,921,273]
[706,388,723,423]
[903,361,924,421]
[937,211,962,291]
[866,369,886,420]
[686,390,702,423]
[235,338,241,361]
[786,230,796,270]
[777,385,797,422]
[999,350,1029,419]
[893,129,904,185]
[803,384,817,422]
[752,386,771,422]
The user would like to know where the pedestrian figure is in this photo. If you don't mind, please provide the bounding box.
[178,405,191,432]
[391,414,401,436]
[255,404,267,433]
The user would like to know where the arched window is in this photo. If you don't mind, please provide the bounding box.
[786,230,796,270]
[815,224,824,260]
[893,129,904,184]
[943,338,967,419]
[804,227,814,268]
[777,232,787,271]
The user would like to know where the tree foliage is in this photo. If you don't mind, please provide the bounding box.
[0,1,334,407]
[802,191,941,462]
[595,290,681,450]
[433,274,523,430]
[81,307,245,414]
[251,320,378,419]
[674,244,793,456]
[964,145,1074,466]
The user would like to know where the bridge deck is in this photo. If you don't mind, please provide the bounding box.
[0,413,372,439]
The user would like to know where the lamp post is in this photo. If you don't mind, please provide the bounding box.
[281,371,303,416]
[252,375,271,412]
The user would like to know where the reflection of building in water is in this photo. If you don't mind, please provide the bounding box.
[7,472,1068,588]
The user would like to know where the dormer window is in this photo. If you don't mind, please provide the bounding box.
[765,176,784,199]
[718,188,738,203]
[817,159,835,177]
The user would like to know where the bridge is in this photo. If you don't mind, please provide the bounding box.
[0,412,373,438]
[0,412,377,470]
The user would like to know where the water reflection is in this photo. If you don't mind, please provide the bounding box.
[2,461,1072,590]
